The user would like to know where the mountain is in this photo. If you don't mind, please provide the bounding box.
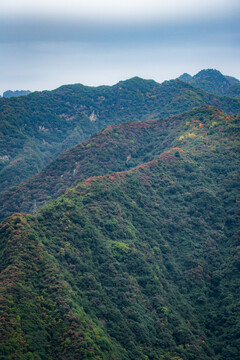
[1,76,240,195]
[178,73,192,82]
[224,75,240,86]
[0,103,239,359]
[0,105,238,221]
[224,84,240,98]
[2,90,31,98]
[178,69,240,98]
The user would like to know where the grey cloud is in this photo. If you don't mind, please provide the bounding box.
[0,11,239,94]
[1,15,239,47]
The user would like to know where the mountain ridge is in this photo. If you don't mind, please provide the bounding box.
[1,73,240,195]
[1,105,237,220]
[178,69,240,98]
[0,78,239,359]
[0,118,239,358]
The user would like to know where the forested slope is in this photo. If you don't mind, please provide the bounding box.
[0,105,237,220]
[0,104,239,359]
[1,75,240,194]
[178,69,240,98]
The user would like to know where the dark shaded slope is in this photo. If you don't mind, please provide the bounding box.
[0,117,239,359]
[1,76,240,194]
[1,106,237,220]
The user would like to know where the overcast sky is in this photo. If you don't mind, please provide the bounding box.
[0,0,240,94]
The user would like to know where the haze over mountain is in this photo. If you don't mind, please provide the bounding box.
[1,1,239,93]
[1,71,240,197]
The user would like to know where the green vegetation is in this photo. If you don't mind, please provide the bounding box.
[178,69,240,98]
[0,103,239,359]
[224,84,240,99]
[0,105,235,220]
[1,74,240,194]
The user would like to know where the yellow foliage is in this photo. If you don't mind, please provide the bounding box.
[179,135,184,140]
[211,121,217,127]
[188,133,196,138]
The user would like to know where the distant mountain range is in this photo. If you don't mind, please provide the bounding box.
[0,70,240,197]
[178,69,240,98]
[2,90,31,98]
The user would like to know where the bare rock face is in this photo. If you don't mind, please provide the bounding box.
[89,110,98,122]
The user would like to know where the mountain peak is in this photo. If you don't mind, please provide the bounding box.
[193,68,228,81]
[178,73,192,82]
[178,69,240,97]
[115,76,158,89]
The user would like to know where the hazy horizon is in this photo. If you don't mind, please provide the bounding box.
[1,67,240,96]
[1,0,239,94]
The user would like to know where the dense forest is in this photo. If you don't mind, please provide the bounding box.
[0,71,239,359]
[1,72,240,195]
[178,69,240,98]
[0,105,237,220]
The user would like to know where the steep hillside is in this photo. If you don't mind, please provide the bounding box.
[1,76,240,194]
[0,106,237,220]
[0,104,239,359]
[178,69,240,98]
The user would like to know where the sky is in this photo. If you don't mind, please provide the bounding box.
[0,0,240,94]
